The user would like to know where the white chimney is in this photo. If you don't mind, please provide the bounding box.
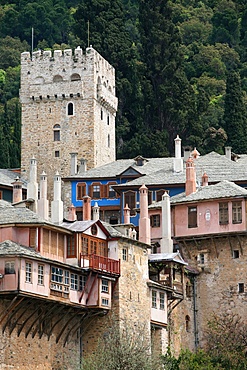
[161,192,173,253]
[173,135,183,173]
[139,184,150,245]
[225,146,232,160]
[27,157,38,212]
[51,172,63,224]
[70,153,78,176]
[37,171,49,220]
[93,202,100,221]
[78,158,87,174]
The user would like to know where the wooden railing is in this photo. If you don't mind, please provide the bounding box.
[80,254,120,275]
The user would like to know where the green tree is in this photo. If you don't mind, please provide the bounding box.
[223,71,247,153]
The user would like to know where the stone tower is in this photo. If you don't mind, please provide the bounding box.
[20,46,118,193]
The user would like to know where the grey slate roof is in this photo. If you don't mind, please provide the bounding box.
[149,180,247,208]
[148,252,187,265]
[0,169,27,188]
[0,200,46,224]
[0,240,42,258]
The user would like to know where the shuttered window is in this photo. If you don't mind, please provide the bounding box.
[232,201,242,224]
[219,202,228,225]
[29,228,36,247]
[77,183,86,200]
[123,191,136,215]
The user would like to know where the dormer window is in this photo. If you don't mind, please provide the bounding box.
[134,155,147,166]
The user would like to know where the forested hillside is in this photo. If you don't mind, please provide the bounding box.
[0,0,247,167]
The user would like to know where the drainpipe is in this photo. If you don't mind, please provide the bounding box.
[192,275,199,350]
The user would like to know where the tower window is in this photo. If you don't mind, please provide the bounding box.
[53,124,60,141]
[233,250,240,259]
[55,151,60,157]
[67,102,74,116]
[101,109,103,120]
[108,134,110,148]
[238,283,244,293]
[107,115,110,125]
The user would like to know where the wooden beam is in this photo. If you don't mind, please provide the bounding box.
[3,298,32,334]
[47,307,73,340]
[56,310,81,344]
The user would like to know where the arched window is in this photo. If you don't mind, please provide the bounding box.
[71,73,81,81]
[67,102,74,116]
[53,124,60,141]
[53,75,63,83]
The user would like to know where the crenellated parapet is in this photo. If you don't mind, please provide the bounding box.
[20,46,117,109]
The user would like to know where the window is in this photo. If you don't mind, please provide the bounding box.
[79,275,87,291]
[238,283,244,293]
[55,150,60,157]
[38,264,44,285]
[53,124,60,141]
[25,262,32,283]
[101,109,103,120]
[188,206,197,228]
[77,183,86,200]
[160,292,165,310]
[185,315,191,332]
[219,202,228,225]
[186,282,192,298]
[123,191,136,216]
[156,190,168,202]
[67,235,76,258]
[91,224,97,236]
[64,271,69,286]
[232,201,242,224]
[71,274,78,290]
[102,279,109,293]
[51,267,63,283]
[122,248,127,261]
[152,290,157,308]
[198,253,205,264]
[92,184,100,199]
[150,214,160,227]
[107,115,110,125]
[67,102,74,116]
[108,134,110,148]
[108,184,116,198]
[233,250,240,259]
[5,261,15,274]
[82,237,89,254]
[148,191,153,205]
[102,298,109,306]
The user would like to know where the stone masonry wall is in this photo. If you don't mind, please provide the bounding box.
[20,47,117,200]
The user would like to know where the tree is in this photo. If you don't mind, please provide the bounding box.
[81,321,163,370]
[223,71,247,153]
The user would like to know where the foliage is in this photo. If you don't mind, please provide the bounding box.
[81,321,163,370]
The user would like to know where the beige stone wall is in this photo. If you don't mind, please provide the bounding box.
[20,47,117,200]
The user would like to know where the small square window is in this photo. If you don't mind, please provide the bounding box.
[102,298,109,306]
[102,279,109,293]
[239,283,244,293]
[233,250,239,259]
[55,151,60,157]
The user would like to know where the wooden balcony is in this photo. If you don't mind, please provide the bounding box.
[80,254,120,276]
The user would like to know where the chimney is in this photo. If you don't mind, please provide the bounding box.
[27,157,38,212]
[70,153,78,176]
[202,172,208,187]
[161,192,173,253]
[173,135,183,173]
[139,184,150,245]
[93,202,100,221]
[185,157,196,196]
[37,171,49,220]
[67,204,77,221]
[78,158,87,174]
[225,146,232,160]
[51,172,63,224]
[12,177,23,203]
[183,147,191,162]
[123,204,130,224]
[83,195,91,221]
[191,147,200,159]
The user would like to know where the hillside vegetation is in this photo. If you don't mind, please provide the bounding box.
[1,0,247,167]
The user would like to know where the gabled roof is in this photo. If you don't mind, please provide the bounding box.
[170,180,247,205]
[148,251,187,265]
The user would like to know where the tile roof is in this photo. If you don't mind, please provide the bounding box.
[0,169,27,188]
[149,180,247,208]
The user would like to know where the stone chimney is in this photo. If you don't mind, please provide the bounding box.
[139,184,150,245]
[161,192,173,253]
[173,135,183,173]
[183,147,191,162]
[51,172,63,224]
[70,153,78,176]
[27,157,38,212]
[202,172,208,187]
[123,204,130,224]
[37,171,49,220]
[225,146,232,160]
[185,157,196,196]
[93,202,100,221]
[78,158,87,174]
[83,195,91,221]
[67,204,77,221]
[12,177,23,203]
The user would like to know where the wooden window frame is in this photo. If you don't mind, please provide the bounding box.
[77,183,86,200]
[219,202,229,225]
[232,201,242,224]
[107,182,117,199]
[150,214,160,228]
[152,290,157,308]
[38,264,44,285]
[123,191,136,215]
[25,262,32,283]
[156,189,168,202]
[67,235,76,258]
[81,235,107,256]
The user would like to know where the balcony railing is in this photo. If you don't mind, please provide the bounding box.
[80,254,120,275]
